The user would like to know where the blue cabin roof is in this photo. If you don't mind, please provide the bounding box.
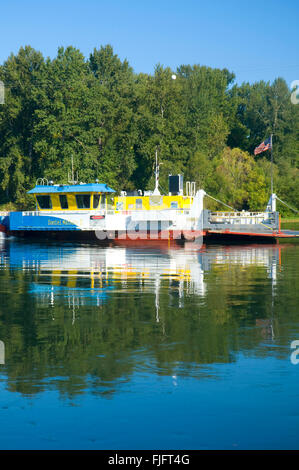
[28,183,115,194]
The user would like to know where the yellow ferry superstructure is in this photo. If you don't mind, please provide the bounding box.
[113,193,194,213]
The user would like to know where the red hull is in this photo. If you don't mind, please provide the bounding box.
[206,229,298,239]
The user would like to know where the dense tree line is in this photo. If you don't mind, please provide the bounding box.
[0,45,298,214]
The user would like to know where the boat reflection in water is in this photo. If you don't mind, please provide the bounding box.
[0,238,280,316]
[0,239,284,395]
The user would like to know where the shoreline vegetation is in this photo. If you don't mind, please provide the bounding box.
[281,218,299,231]
[0,45,298,216]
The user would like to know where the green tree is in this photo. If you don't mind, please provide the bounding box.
[89,45,137,190]
[215,147,268,210]
[132,65,188,191]
[0,46,45,205]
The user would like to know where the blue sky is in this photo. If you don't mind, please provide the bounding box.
[0,0,298,86]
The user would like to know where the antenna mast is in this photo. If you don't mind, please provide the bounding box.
[153,148,161,195]
[68,155,78,185]
[270,134,273,195]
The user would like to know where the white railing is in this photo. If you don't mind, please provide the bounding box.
[209,211,274,225]
[130,209,190,221]
[22,211,39,216]
[20,207,193,218]
[108,208,191,217]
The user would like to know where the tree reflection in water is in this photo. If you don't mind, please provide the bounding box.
[0,239,298,399]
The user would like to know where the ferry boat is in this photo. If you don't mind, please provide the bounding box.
[3,177,205,242]
[1,155,298,243]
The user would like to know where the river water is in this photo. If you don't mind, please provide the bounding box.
[0,237,298,449]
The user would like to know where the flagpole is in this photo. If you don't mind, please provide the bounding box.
[270,133,273,195]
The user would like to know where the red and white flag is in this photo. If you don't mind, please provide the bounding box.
[254,136,272,156]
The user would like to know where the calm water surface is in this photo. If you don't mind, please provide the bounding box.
[0,237,298,449]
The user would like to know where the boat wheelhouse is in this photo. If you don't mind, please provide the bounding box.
[29,183,114,212]
[8,182,116,239]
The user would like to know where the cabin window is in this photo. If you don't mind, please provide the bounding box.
[170,201,178,209]
[116,202,123,211]
[93,194,100,209]
[75,194,91,209]
[149,196,163,206]
[59,194,68,209]
[136,198,143,209]
[100,194,106,209]
[36,195,52,210]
